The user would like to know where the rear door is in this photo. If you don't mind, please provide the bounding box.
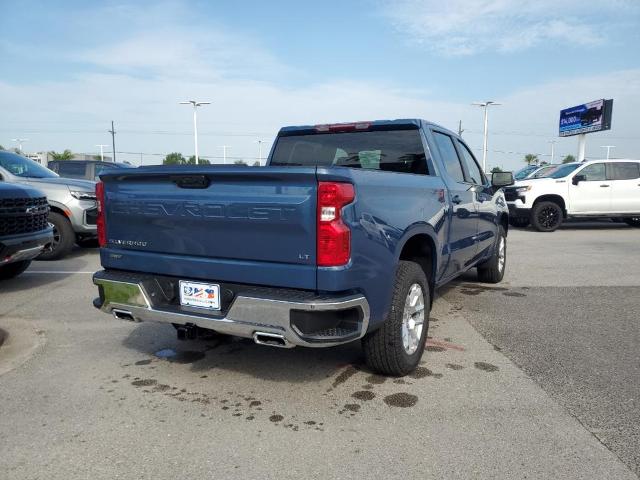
[569,163,611,213]
[454,138,496,257]
[431,130,478,276]
[608,162,640,213]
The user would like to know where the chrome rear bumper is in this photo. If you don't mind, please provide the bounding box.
[93,270,369,348]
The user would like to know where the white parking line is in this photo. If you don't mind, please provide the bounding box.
[24,271,94,274]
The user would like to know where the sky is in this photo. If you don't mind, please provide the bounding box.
[1,0,639,170]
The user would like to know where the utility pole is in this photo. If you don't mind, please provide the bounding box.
[96,144,108,161]
[457,120,464,137]
[11,138,28,153]
[548,140,556,164]
[108,121,116,162]
[600,145,616,160]
[472,101,501,172]
[179,100,210,165]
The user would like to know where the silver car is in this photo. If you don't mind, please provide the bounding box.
[0,150,97,260]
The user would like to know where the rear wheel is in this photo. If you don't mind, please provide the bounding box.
[477,226,506,283]
[363,261,429,376]
[38,212,75,260]
[0,260,32,280]
[509,216,530,228]
[624,217,640,228]
[531,201,563,232]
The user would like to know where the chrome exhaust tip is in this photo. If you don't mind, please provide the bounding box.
[112,309,135,321]
[253,332,293,348]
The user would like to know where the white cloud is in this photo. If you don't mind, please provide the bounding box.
[1,1,638,169]
[381,0,638,56]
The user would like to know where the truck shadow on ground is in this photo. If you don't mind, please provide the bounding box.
[121,322,364,384]
[0,252,91,293]
[514,220,633,231]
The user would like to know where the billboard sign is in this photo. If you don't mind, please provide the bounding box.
[559,99,613,137]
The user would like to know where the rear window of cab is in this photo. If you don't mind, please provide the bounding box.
[271,130,430,175]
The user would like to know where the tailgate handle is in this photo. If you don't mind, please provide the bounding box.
[171,175,210,189]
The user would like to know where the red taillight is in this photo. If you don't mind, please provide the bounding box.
[96,181,107,247]
[317,182,355,267]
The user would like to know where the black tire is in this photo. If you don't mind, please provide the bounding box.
[362,260,430,376]
[477,226,506,283]
[509,216,530,228]
[0,260,31,280]
[38,212,75,260]
[624,217,640,228]
[531,201,563,232]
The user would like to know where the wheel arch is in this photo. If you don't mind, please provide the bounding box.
[396,230,438,305]
[533,194,567,217]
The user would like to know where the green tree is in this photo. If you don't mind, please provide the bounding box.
[524,154,538,165]
[252,161,261,166]
[490,166,503,173]
[562,155,576,164]
[163,152,186,165]
[234,160,247,165]
[186,156,210,165]
[0,145,5,150]
[49,149,74,161]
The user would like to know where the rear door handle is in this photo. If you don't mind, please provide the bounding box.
[600,184,610,188]
[452,195,462,204]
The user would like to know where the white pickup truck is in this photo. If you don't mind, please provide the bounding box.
[505,159,640,231]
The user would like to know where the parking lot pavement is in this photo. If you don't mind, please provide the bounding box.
[0,233,638,480]
[441,222,640,477]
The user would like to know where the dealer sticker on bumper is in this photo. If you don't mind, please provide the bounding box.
[179,281,220,310]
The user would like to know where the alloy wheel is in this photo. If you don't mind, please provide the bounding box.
[401,283,425,355]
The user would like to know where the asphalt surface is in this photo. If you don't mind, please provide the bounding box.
[441,221,640,477]
[0,222,638,479]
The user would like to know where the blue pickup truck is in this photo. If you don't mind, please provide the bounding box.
[92,119,513,375]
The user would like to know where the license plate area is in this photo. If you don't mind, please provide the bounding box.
[179,280,220,311]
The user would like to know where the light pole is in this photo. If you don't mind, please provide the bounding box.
[548,140,556,164]
[96,144,108,161]
[179,100,210,165]
[11,138,28,153]
[218,145,230,164]
[255,140,267,165]
[600,145,616,160]
[472,101,501,172]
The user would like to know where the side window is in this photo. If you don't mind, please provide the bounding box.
[609,162,640,180]
[57,162,87,178]
[578,163,606,181]
[432,131,464,183]
[456,140,485,184]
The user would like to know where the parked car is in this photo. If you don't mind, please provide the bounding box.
[0,182,53,279]
[0,150,98,259]
[514,164,540,180]
[504,159,640,231]
[92,119,513,376]
[48,160,135,181]
[528,164,560,179]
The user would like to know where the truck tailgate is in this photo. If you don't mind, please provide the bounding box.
[99,166,318,289]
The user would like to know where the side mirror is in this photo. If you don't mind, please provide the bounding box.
[572,174,586,185]
[491,171,514,188]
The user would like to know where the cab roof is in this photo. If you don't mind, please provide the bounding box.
[278,119,457,137]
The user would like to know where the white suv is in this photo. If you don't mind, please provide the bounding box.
[505,159,640,231]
